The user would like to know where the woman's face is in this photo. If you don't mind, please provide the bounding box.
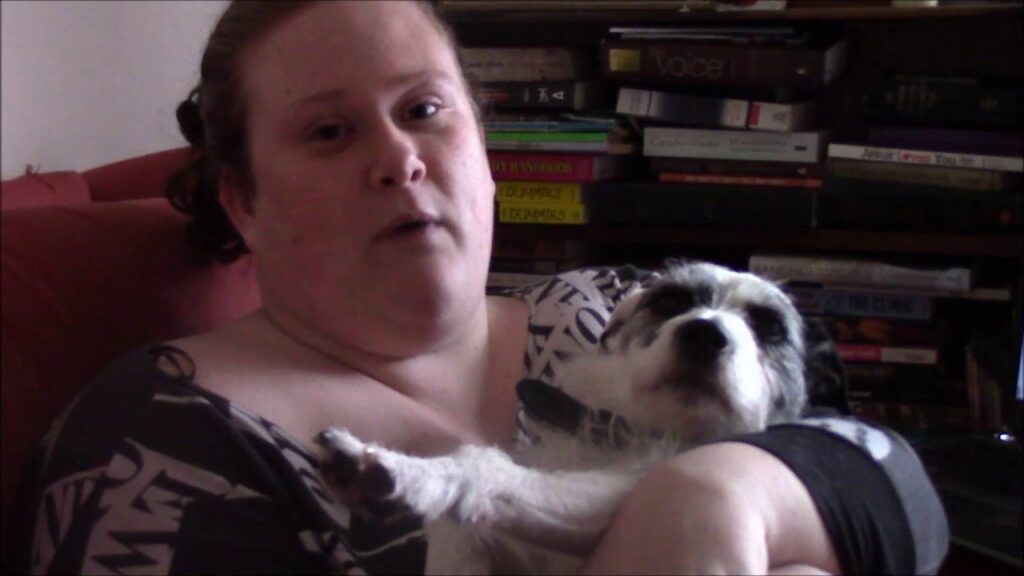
[228,1,495,354]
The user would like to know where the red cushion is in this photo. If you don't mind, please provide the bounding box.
[0,198,261,544]
[84,147,192,202]
[0,171,90,210]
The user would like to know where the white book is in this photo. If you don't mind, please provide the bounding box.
[747,101,817,132]
[749,254,973,293]
[827,143,1024,173]
[616,87,748,129]
[644,127,824,163]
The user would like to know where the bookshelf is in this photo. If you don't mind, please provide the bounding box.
[440,0,1023,572]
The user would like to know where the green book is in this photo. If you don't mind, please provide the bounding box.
[486,131,611,143]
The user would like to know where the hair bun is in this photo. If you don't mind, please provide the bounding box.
[176,89,205,147]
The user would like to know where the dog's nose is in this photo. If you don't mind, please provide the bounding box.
[675,318,729,364]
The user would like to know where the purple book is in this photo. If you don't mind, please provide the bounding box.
[867,125,1023,157]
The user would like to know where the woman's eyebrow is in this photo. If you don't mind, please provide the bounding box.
[290,89,346,111]
[289,70,457,112]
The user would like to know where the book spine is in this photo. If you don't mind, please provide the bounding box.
[785,286,934,321]
[477,82,601,110]
[819,177,1024,235]
[864,79,1018,128]
[488,153,618,182]
[495,181,585,205]
[615,87,748,129]
[827,143,1024,173]
[645,127,823,163]
[747,100,817,132]
[844,363,963,406]
[460,47,583,82]
[487,140,631,154]
[866,126,1024,158]
[748,254,973,293]
[849,401,970,432]
[486,131,609,143]
[825,316,943,347]
[827,158,1012,192]
[587,182,813,229]
[649,156,824,177]
[658,171,822,188]
[601,40,845,89]
[837,343,939,365]
[498,202,588,224]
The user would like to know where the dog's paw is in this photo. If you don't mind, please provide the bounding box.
[316,428,410,518]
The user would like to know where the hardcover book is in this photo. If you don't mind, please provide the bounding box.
[827,143,1024,173]
[819,177,1024,235]
[477,81,609,111]
[866,126,1024,158]
[784,286,934,321]
[486,138,636,155]
[644,127,824,163]
[649,156,824,177]
[616,87,748,129]
[846,364,964,406]
[836,343,940,366]
[617,86,816,132]
[459,47,587,83]
[600,36,847,90]
[488,152,630,182]
[586,182,813,229]
[748,254,973,293]
[863,74,1019,129]
[827,158,1018,192]
[658,172,822,188]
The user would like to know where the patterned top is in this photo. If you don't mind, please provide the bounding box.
[22,267,943,574]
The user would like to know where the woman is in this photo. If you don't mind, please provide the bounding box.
[23,2,947,574]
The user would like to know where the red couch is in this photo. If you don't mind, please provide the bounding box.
[0,148,262,565]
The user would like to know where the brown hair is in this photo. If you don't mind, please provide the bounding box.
[166,1,464,263]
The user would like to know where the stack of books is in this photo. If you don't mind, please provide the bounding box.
[461,46,632,229]
[592,25,846,227]
[462,46,630,290]
[823,73,1024,235]
[749,253,1011,436]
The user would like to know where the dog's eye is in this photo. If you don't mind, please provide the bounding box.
[748,305,787,344]
[645,290,695,318]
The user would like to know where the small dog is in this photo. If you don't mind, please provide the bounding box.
[317,261,845,574]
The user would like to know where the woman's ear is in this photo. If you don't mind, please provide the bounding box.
[219,168,257,246]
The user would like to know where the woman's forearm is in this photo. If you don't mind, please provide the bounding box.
[583,442,840,575]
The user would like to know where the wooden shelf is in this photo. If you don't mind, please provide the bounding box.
[440,0,1022,24]
[496,225,1024,258]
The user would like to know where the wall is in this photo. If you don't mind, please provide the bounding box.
[1,0,227,178]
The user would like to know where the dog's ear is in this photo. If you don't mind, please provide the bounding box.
[802,317,851,416]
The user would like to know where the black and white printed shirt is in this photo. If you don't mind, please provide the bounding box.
[21,267,947,574]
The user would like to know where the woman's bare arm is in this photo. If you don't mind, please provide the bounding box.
[583,441,841,575]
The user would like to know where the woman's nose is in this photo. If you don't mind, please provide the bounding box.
[368,123,426,190]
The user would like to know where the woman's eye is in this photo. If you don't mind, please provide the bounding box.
[407,101,441,121]
[309,123,345,142]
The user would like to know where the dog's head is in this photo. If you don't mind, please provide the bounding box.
[558,262,828,443]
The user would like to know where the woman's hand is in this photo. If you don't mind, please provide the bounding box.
[582,442,841,575]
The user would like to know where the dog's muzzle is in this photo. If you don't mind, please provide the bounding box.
[675,318,730,365]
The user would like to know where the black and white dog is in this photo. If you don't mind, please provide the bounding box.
[317,261,846,574]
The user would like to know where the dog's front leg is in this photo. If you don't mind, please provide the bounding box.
[318,429,640,556]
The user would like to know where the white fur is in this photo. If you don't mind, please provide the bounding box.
[318,262,809,574]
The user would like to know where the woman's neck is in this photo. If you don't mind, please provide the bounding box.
[258,298,497,424]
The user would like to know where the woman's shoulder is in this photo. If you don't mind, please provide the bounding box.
[499,265,660,310]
